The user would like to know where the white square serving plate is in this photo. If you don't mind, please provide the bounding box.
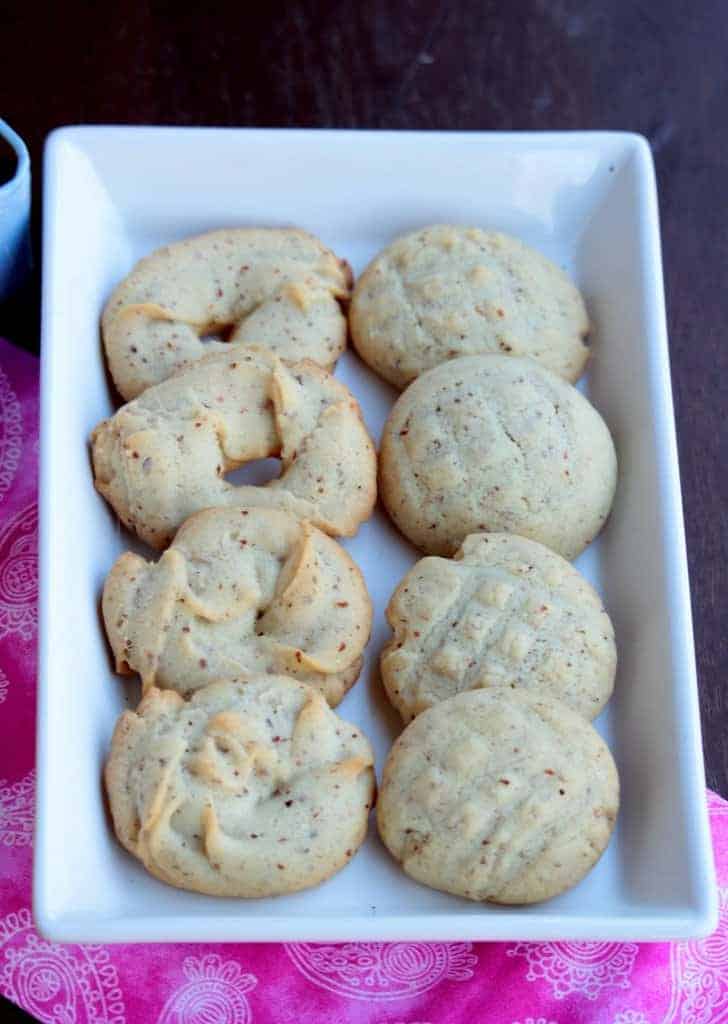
[35,127,716,944]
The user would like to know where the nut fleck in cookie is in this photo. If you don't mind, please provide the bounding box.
[379,354,617,559]
[351,225,589,389]
[105,676,376,897]
[104,228,353,401]
[382,532,616,723]
[377,689,619,904]
[91,347,377,549]
[104,506,372,706]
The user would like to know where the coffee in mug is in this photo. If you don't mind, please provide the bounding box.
[0,135,17,187]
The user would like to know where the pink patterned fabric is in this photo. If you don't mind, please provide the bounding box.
[0,335,725,1024]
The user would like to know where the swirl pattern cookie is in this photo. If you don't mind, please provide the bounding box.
[105,676,376,897]
[103,506,372,706]
[381,532,616,723]
[103,228,353,400]
[91,347,377,549]
[379,354,617,559]
[351,225,589,389]
[377,688,619,904]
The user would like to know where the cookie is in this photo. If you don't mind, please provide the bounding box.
[381,532,616,723]
[91,346,377,549]
[377,688,619,904]
[379,354,617,559]
[105,676,376,897]
[103,506,372,706]
[103,228,353,401]
[351,225,589,389]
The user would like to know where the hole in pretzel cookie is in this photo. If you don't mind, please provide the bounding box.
[200,323,238,345]
[225,457,282,487]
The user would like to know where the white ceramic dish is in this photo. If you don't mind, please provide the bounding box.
[35,127,716,943]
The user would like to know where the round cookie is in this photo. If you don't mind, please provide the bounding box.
[91,346,377,549]
[105,676,376,897]
[381,532,616,723]
[103,506,372,706]
[377,688,619,904]
[103,227,353,401]
[351,225,589,390]
[379,354,617,559]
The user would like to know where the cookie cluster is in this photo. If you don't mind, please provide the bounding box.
[94,225,619,905]
[367,228,619,905]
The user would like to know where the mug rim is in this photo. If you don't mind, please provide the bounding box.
[0,118,30,198]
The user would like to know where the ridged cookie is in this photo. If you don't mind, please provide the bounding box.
[379,354,617,559]
[103,228,353,400]
[351,225,589,389]
[105,676,376,897]
[103,506,372,706]
[377,688,619,904]
[381,533,616,723]
[91,347,377,549]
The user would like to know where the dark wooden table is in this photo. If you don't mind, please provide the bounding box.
[1,0,726,1018]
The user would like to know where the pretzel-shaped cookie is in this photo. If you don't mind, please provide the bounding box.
[91,347,377,549]
[103,228,353,401]
[105,677,375,896]
[103,506,372,706]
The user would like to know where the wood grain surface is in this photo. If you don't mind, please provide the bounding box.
[0,3,724,969]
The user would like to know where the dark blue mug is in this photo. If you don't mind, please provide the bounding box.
[0,119,31,303]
